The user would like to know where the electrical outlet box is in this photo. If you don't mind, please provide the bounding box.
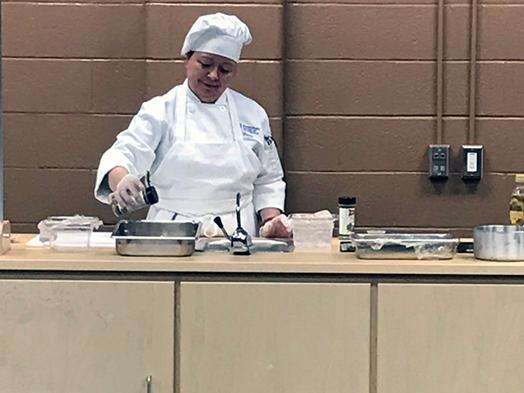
[462,145,483,181]
[428,144,450,179]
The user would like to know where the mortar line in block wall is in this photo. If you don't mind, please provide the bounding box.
[284,115,524,120]
[2,57,283,63]
[285,59,524,63]
[2,1,284,6]
[468,0,479,144]
[283,114,524,119]
[6,57,524,63]
[3,111,283,119]
[282,0,289,172]
[285,170,524,175]
[142,0,147,105]
[6,112,524,120]
[0,0,4,221]
[435,0,445,144]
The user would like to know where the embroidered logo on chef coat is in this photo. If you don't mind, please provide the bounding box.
[240,123,260,137]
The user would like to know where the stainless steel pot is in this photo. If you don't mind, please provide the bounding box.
[473,225,524,261]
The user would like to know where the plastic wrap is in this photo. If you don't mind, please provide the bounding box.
[353,232,458,260]
[37,215,103,245]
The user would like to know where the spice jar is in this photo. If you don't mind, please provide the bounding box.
[338,196,357,252]
[510,174,524,225]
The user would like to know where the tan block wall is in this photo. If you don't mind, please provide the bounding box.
[3,0,524,234]
[2,1,283,231]
[284,0,524,234]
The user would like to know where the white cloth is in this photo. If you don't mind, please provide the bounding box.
[181,13,252,62]
[94,81,285,236]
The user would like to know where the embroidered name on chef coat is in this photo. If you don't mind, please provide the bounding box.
[240,123,260,137]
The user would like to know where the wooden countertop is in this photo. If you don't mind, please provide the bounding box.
[2,234,524,276]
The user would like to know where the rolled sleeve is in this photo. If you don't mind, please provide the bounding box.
[94,98,167,204]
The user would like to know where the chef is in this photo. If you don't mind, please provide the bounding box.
[94,12,290,238]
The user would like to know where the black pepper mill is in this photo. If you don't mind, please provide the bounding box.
[111,171,159,217]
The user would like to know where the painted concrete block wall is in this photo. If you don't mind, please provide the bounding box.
[284,0,524,232]
[3,1,283,231]
[3,0,524,233]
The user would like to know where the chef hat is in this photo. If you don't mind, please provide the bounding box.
[181,13,252,62]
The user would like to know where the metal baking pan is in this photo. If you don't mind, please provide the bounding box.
[352,232,458,260]
[112,220,201,257]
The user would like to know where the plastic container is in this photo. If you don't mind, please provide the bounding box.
[38,215,102,244]
[509,174,524,225]
[50,225,94,251]
[290,212,334,250]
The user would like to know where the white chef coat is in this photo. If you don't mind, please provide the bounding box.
[94,80,285,236]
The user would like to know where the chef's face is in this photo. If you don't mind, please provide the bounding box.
[185,52,237,103]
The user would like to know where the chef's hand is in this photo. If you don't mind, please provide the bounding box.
[109,174,145,210]
[260,214,292,238]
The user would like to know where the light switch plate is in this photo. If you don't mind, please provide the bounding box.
[462,145,483,181]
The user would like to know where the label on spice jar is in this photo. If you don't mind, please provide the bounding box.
[339,207,355,236]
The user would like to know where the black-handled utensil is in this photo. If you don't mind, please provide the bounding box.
[229,192,252,255]
[236,192,242,229]
[213,216,230,240]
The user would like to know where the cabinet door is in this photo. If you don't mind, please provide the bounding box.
[179,282,370,393]
[377,283,524,393]
[0,280,174,393]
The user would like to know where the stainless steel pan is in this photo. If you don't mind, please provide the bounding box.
[112,220,201,256]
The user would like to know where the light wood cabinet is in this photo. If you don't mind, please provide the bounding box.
[179,282,371,393]
[0,280,174,393]
[5,252,524,393]
[377,283,524,393]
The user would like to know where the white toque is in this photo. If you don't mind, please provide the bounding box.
[181,13,252,62]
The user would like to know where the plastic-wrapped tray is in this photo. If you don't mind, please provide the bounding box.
[352,232,458,260]
[112,220,201,257]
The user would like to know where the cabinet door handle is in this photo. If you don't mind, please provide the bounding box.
[146,375,152,393]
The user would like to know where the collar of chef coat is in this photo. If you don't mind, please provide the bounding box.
[186,83,228,106]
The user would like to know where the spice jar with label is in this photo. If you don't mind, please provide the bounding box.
[509,174,524,225]
[338,196,357,252]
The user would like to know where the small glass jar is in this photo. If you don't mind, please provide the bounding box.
[338,196,357,252]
